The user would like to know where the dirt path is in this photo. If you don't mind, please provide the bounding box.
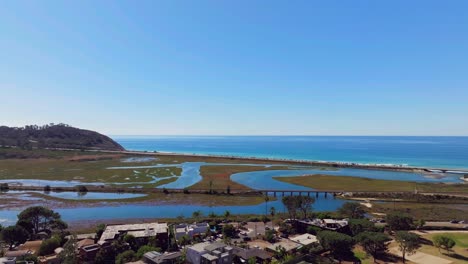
[389,247,452,264]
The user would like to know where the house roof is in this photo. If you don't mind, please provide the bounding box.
[144,251,182,263]
[233,247,272,260]
[98,222,168,244]
[289,233,318,246]
[204,242,226,252]
[77,238,95,248]
[19,241,42,254]
[5,250,31,258]
[202,253,218,261]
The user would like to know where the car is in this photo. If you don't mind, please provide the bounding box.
[450,220,459,224]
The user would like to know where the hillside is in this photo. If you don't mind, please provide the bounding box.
[0,124,124,151]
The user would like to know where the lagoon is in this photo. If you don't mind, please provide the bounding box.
[0,192,345,226]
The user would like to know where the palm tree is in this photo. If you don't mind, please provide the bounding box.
[264,195,270,216]
[270,206,276,218]
[224,210,231,219]
[192,210,202,221]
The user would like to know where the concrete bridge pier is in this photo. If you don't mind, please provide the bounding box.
[324,192,328,198]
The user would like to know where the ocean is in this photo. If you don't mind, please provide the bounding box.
[112,136,468,169]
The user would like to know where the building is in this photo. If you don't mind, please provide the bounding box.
[4,250,32,259]
[295,219,348,232]
[288,233,318,246]
[79,244,100,262]
[174,223,210,240]
[18,240,43,255]
[98,222,168,246]
[186,242,234,264]
[266,240,301,253]
[0,257,16,264]
[143,251,182,264]
[232,246,272,263]
[321,219,348,230]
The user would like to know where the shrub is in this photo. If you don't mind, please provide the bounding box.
[115,250,136,264]
[136,245,160,259]
[39,237,61,256]
[386,212,414,231]
[76,185,88,193]
[0,183,9,191]
[433,235,456,253]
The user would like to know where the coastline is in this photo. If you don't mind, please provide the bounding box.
[109,149,468,174]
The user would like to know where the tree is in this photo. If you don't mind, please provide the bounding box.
[39,236,61,256]
[1,225,29,249]
[395,231,421,263]
[264,195,270,216]
[265,230,276,243]
[297,196,315,219]
[356,232,390,263]
[136,245,160,259]
[224,210,231,219]
[415,219,426,230]
[58,235,78,264]
[433,235,455,254]
[179,235,192,246]
[386,212,413,231]
[222,224,236,238]
[248,257,256,264]
[306,225,322,235]
[95,223,106,240]
[282,196,299,220]
[349,219,375,236]
[116,250,136,264]
[95,240,128,264]
[278,222,295,237]
[17,206,67,235]
[270,206,276,218]
[192,210,202,220]
[338,202,366,219]
[76,185,88,193]
[208,212,217,219]
[123,234,138,251]
[317,231,355,261]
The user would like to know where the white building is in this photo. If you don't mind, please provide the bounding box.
[289,233,318,246]
[98,222,168,246]
[174,223,210,240]
[186,242,234,264]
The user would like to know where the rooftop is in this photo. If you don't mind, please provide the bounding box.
[233,247,272,260]
[289,233,318,246]
[98,222,168,244]
[202,253,219,261]
[266,240,301,252]
[144,251,182,263]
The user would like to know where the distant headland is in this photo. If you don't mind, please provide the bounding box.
[0,123,124,151]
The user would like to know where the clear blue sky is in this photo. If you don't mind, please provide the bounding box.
[1,1,467,136]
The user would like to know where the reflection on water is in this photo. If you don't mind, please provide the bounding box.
[1,190,146,200]
[0,192,346,226]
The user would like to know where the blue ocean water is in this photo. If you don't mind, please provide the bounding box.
[113,136,468,169]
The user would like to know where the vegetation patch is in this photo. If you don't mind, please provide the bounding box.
[273,174,468,193]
